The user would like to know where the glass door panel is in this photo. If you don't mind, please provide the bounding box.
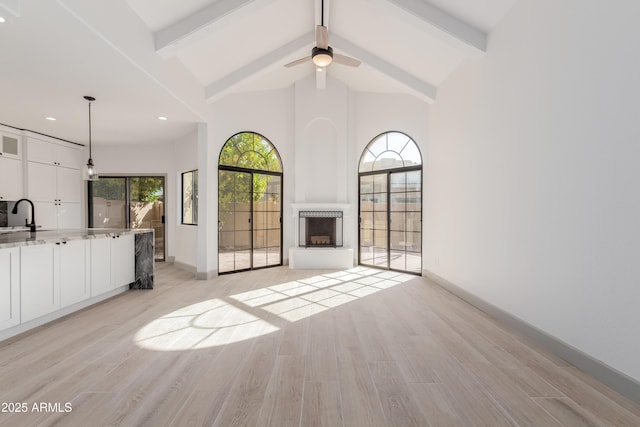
[219,170,252,273]
[389,170,421,273]
[129,177,165,261]
[360,173,388,268]
[89,177,126,229]
[253,173,281,269]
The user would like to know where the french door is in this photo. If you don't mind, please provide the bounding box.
[359,168,422,274]
[218,168,282,274]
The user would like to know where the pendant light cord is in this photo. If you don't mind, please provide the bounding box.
[88,100,92,159]
[321,0,324,26]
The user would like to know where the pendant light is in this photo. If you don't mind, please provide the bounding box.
[82,95,98,181]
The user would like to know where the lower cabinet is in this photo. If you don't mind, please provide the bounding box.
[60,240,90,308]
[91,234,135,297]
[113,234,135,288]
[0,248,20,331]
[20,244,60,323]
[90,237,112,297]
[2,233,136,332]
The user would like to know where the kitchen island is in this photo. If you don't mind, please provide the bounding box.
[0,228,154,341]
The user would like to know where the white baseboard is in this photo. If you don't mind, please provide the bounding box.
[423,269,640,404]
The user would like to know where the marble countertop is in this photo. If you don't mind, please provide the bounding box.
[0,228,154,249]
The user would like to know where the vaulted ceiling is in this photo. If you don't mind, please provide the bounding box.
[0,0,516,146]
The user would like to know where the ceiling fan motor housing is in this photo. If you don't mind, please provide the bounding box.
[312,46,333,67]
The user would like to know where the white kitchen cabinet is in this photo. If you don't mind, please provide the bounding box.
[60,240,90,308]
[0,248,20,331]
[27,136,83,169]
[27,138,83,229]
[112,234,135,288]
[0,131,21,160]
[0,156,23,201]
[0,129,23,201]
[20,244,60,323]
[91,234,135,297]
[90,237,112,297]
[28,160,82,203]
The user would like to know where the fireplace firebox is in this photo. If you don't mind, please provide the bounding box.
[299,211,343,248]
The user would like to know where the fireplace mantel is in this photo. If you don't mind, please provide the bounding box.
[291,203,351,214]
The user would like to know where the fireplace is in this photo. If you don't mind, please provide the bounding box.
[299,211,343,247]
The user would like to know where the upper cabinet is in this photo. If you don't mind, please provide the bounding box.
[1,132,22,159]
[27,136,83,169]
[26,135,85,229]
[0,129,23,201]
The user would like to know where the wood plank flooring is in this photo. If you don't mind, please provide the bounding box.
[0,264,638,426]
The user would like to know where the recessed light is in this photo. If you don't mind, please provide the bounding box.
[0,17,6,24]
[45,117,57,121]
[157,116,168,121]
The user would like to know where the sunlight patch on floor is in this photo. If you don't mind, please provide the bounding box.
[135,267,415,351]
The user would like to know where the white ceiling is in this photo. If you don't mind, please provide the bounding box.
[0,0,517,146]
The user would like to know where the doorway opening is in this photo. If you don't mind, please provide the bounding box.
[218,132,283,274]
[358,132,422,274]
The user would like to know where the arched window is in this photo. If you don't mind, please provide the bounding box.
[218,132,283,274]
[358,131,422,274]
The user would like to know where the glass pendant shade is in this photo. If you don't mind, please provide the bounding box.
[83,159,98,181]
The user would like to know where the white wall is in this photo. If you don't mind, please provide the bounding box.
[172,130,198,270]
[427,0,640,381]
[92,142,177,260]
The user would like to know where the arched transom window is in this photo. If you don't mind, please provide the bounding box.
[358,131,422,173]
[219,132,282,172]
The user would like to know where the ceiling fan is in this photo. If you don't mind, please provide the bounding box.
[284,0,361,70]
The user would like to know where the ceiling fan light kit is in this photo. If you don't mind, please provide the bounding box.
[312,46,333,67]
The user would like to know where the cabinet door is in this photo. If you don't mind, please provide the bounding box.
[112,234,135,288]
[56,145,83,170]
[20,244,60,323]
[91,238,112,297]
[28,161,57,202]
[57,167,82,203]
[1,133,22,159]
[0,157,22,200]
[34,202,58,230]
[57,202,82,229]
[0,248,20,331]
[60,240,89,307]
[26,137,56,165]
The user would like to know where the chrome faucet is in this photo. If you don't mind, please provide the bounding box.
[11,198,36,232]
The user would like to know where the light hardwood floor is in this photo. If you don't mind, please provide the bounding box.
[0,263,638,426]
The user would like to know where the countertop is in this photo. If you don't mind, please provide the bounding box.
[0,228,154,249]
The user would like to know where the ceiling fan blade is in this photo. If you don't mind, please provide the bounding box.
[284,56,312,68]
[333,53,361,67]
[316,25,329,49]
